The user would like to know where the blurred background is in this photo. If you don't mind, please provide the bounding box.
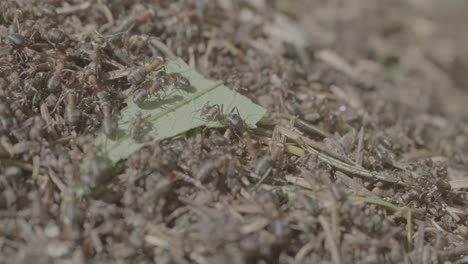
[273,0,468,117]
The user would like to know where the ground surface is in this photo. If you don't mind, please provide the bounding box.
[1,1,468,263]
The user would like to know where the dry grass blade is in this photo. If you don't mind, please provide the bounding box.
[414,220,425,264]
[276,125,415,188]
[449,180,468,189]
[319,215,342,264]
[407,209,414,251]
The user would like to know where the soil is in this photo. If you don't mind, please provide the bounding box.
[1,1,468,263]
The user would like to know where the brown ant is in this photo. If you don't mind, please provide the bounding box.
[64,89,81,126]
[131,111,144,142]
[97,91,118,137]
[132,70,168,105]
[199,102,246,134]
[28,116,46,142]
[199,102,257,161]
[47,61,64,92]
[167,72,191,93]
[127,57,164,85]
[47,28,66,45]
[85,45,103,87]
[198,101,225,122]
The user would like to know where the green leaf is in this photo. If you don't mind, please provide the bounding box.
[94,58,266,165]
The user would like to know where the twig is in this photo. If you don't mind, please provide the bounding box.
[414,220,425,264]
[354,125,365,186]
[259,184,404,215]
[149,37,176,60]
[316,49,358,79]
[319,215,342,264]
[301,139,413,188]
[56,2,91,15]
[47,167,67,193]
[407,209,413,251]
[50,134,77,146]
[40,103,59,139]
[32,156,40,178]
[96,2,114,32]
[355,125,364,166]
[0,158,47,174]
[441,245,468,259]
[102,68,131,81]
[173,171,207,191]
[0,137,13,157]
[294,240,315,264]
[241,218,270,234]
[449,180,468,189]
[284,175,314,190]
[335,171,373,197]
[348,196,400,212]
[252,167,272,189]
[144,235,171,250]
[276,126,415,189]
[276,125,361,167]
[277,114,330,139]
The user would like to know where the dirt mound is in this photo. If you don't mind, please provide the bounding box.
[0,1,467,263]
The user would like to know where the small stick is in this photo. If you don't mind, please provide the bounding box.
[355,125,365,166]
[277,113,330,139]
[414,220,425,264]
[243,131,257,163]
[173,171,207,191]
[149,37,176,60]
[276,125,361,167]
[32,156,40,178]
[354,125,365,185]
[407,209,413,251]
[319,215,343,264]
[47,167,67,193]
[316,49,358,79]
[276,125,416,189]
[56,2,91,15]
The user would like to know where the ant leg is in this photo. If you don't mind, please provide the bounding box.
[192,101,211,117]
[158,65,166,73]
[230,106,241,116]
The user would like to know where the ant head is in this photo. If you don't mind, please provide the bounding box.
[225,112,244,131]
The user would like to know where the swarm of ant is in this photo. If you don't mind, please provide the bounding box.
[0,0,467,263]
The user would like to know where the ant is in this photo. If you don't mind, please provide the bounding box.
[199,101,257,161]
[131,111,145,142]
[198,101,245,133]
[47,61,64,92]
[167,72,191,93]
[64,89,81,127]
[96,91,118,137]
[127,56,164,85]
[132,70,168,105]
